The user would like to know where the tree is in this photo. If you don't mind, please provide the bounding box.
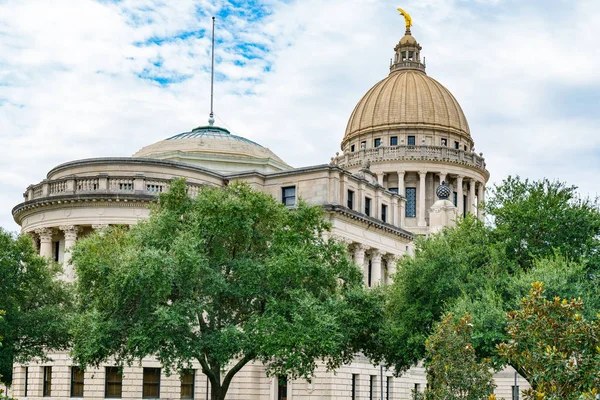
[384,215,511,373]
[0,229,73,384]
[487,176,600,271]
[497,282,600,399]
[415,313,496,400]
[71,180,382,400]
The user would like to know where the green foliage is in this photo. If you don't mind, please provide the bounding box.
[415,313,496,400]
[384,215,511,373]
[487,176,600,271]
[71,179,381,400]
[497,282,600,399]
[0,228,73,384]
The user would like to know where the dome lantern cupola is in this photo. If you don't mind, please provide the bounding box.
[390,28,425,73]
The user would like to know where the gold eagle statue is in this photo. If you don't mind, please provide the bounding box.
[397,7,413,29]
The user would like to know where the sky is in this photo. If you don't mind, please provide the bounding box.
[1,0,599,232]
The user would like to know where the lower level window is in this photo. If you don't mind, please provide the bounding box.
[352,374,358,400]
[282,186,296,207]
[143,368,161,399]
[43,366,52,397]
[405,188,416,218]
[105,367,122,398]
[180,370,195,399]
[381,204,388,223]
[370,375,375,400]
[365,197,372,217]
[71,366,84,397]
[278,376,288,400]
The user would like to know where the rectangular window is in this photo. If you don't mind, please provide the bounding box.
[281,186,296,207]
[453,191,458,207]
[53,241,59,262]
[390,136,398,146]
[463,195,467,218]
[71,366,84,397]
[405,188,416,218]
[407,136,416,146]
[381,204,388,223]
[464,145,468,151]
[347,190,355,210]
[43,366,52,397]
[387,377,391,400]
[413,383,421,399]
[370,376,375,400]
[24,367,28,397]
[105,367,122,398]
[374,138,382,148]
[388,188,398,194]
[278,377,288,400]
[454,141,459,149]
[119,183,133,191]
[143,368,161,399]
[351,374,358,400]
[361,141,367,149]
[441,138,447,146]
[351,144,355,152]
[368,260,372,287]
[180,370,195,399]
[365,197,371,217]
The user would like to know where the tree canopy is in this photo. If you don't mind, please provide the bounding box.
[384,176,600,378]
[0,229,72,384]
[71,180,383,400]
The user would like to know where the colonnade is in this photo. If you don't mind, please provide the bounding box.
[350,243,399,287]
[373,170,486,226]
[29,224,109,282]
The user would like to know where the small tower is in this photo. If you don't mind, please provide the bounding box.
[390,27,426,73]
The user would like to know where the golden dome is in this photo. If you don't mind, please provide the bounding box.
[343,69,471,147]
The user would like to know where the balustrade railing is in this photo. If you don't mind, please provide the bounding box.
[26,175,202,201]
[337,145,486,170]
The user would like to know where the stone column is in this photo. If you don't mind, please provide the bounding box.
[456,176,464,216]
[418,171,427,227]
[469,179,476,215]
[477,183,485,221]
[397,171,405,195]
[35,228,54,260]
[370,249,382,286]
[353,244,366,285]
[384,254,397,285]
[60,225,80,281]
[439,172,447,186]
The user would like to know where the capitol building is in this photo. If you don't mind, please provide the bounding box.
[10,19,525,400]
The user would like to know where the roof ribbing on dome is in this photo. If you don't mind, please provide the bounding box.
[167,126,264,148]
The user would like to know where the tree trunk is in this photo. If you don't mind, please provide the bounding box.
[210,383,226,400]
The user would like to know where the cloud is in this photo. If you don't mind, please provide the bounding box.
[1,0,599,231]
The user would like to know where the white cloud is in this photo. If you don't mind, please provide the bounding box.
[1,0,599,231]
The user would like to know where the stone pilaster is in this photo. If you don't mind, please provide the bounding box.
[418,171,427,227]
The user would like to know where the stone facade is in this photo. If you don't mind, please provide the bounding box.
[8,23,532,400]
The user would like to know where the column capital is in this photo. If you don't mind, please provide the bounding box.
[418,171,428,177]
[368,248,382,260]
[456,175,464,182]
[60,225,81,241]
[331,234,353,246]
[34,227,55,241]
[383,253,399,263]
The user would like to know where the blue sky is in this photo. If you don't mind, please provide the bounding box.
[1,0,599,231]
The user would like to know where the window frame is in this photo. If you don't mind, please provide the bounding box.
[365,197,372,217]
[142,367,161,399]
[387,376,392,400]
[374,138,382,148]
[347,190,355,210]
[351,374,358,400]
[351,144,355,152]
[390,136,398,146]
[361,141,367,149]
[407,136,416,146]
[105,367,122,399]
[180,369,195,400]
[24,367,28,397]
[370,375,375,400]
[281,186,297,207]
[70,366,85,398]
[405,188,417,218]
[454,141,459,149]
[277,376,288,400]
[53,241,60,262]
[441,138,447,147]
[43,366,52,397]
[381,204,388,223]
